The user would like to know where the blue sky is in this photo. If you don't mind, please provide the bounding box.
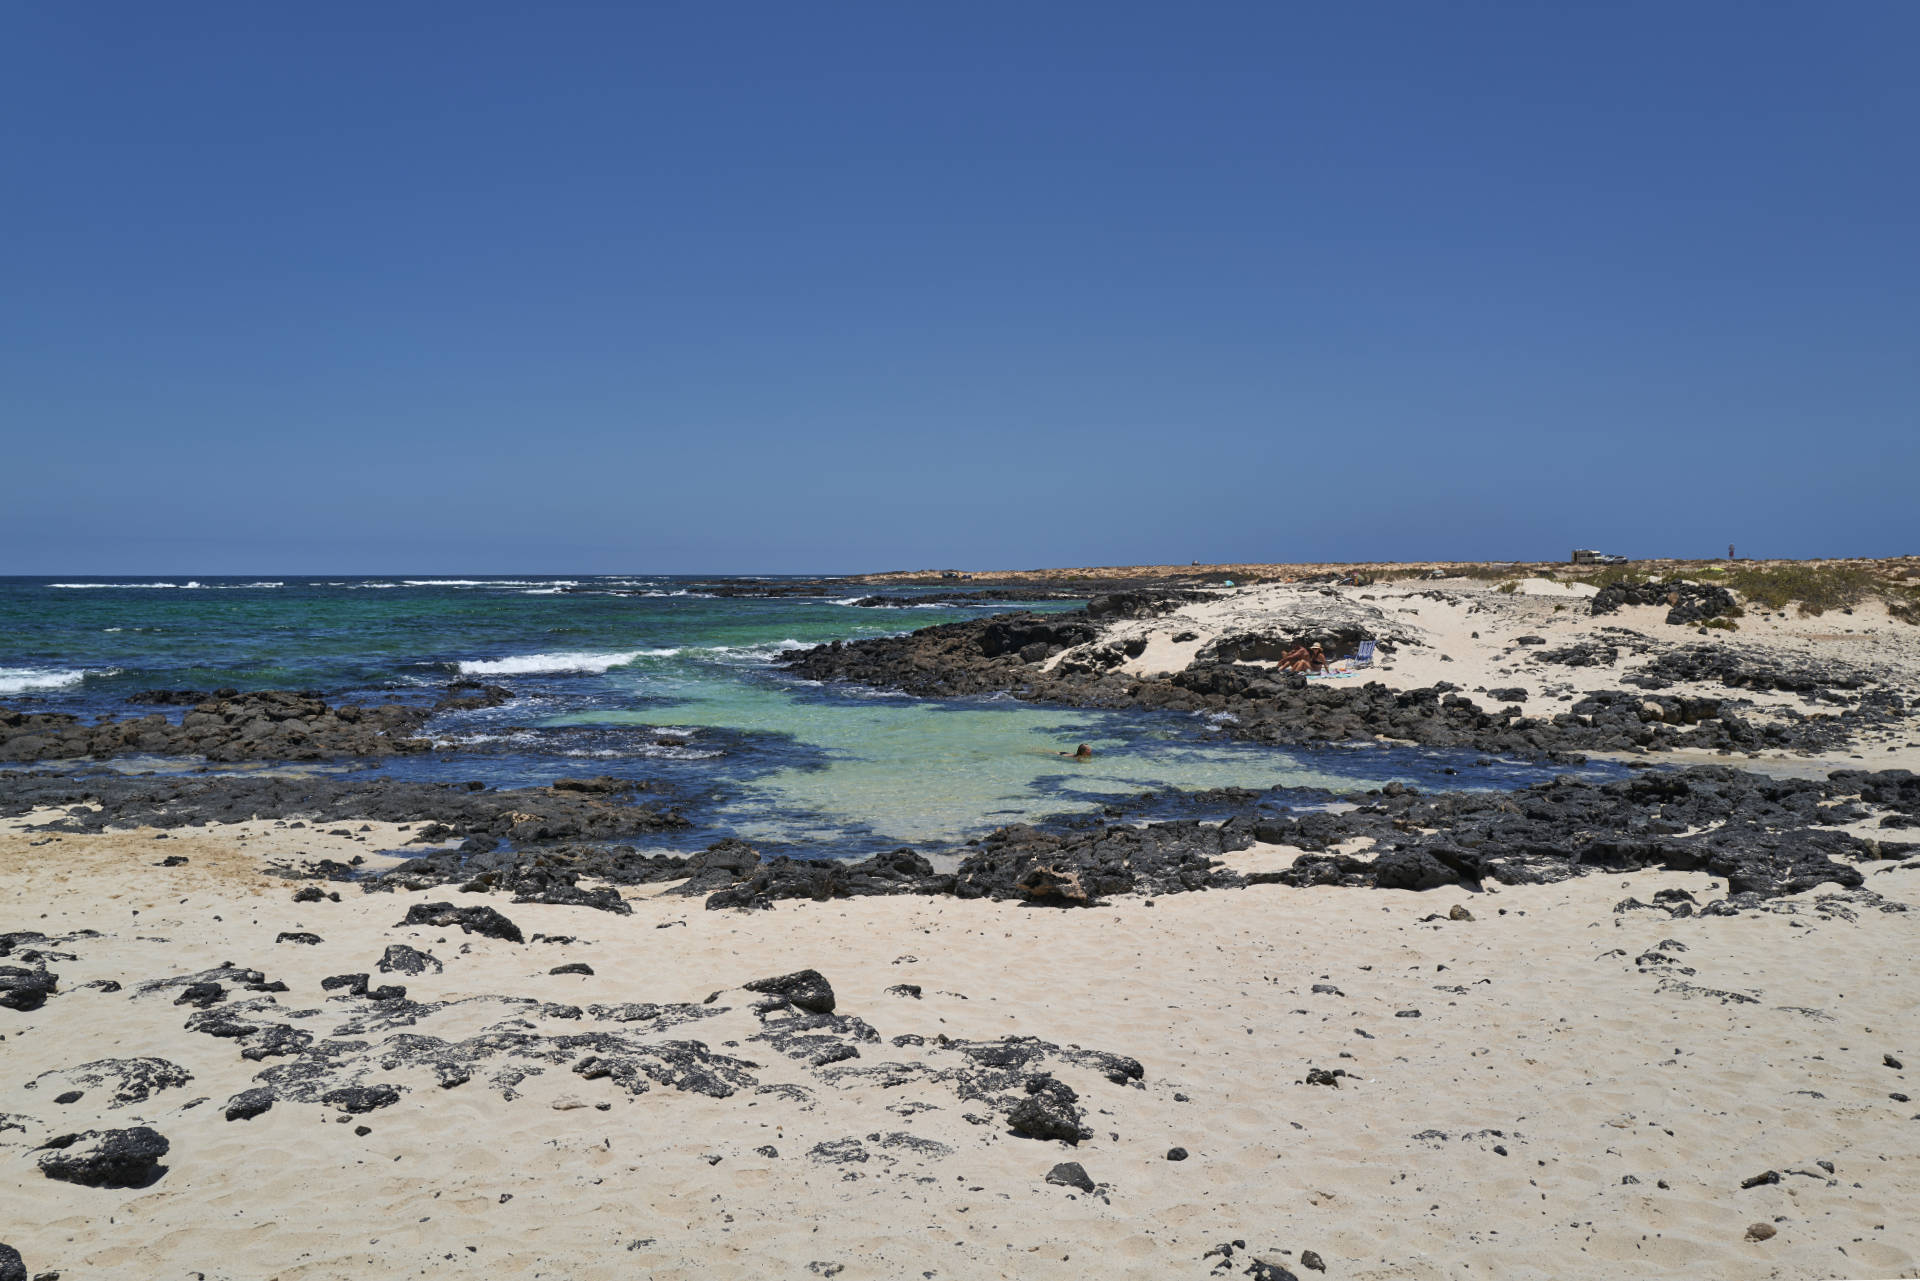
[3,2,1915,573]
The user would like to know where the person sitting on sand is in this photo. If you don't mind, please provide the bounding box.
[1280,643,1331,674]
[1058,743,1093,760]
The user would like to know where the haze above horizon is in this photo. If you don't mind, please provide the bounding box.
[4,3,1915,575]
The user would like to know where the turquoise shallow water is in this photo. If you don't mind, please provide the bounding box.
[0,575,1605,853]
[544,681,1473,846]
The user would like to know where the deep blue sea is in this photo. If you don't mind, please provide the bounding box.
[0,575,1607,856]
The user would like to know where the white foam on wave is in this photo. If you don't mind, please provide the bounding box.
[697,638,811,663]
[53,579,279,589]
[47,581,260,590]
[403,579,580,588]
[454,649,673,676]
[429,729,721,760]
[0,667,113,694]
[828,596,950,609]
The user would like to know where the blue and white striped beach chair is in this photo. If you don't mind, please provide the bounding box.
[1350,639,1376,668]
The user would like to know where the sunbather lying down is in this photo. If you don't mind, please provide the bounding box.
[1279,643,1329,673]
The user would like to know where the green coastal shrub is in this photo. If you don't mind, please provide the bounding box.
[1724,563,1878,616]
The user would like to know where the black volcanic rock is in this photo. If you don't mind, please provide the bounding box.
[1592,579,1737,625]
[0,965,57,1012]
[1046,1160,1096,1192]
[395,902,524,943]
[1005,1074,1091,1144]
[742,969,836,1015]
[323,1084,401,1114]
[378,944,442,976]
[36,1126,170,1188]
[0,689,436,763]
[0,773,691,846]
[704,847,947,910]
[224,1087,276,1122]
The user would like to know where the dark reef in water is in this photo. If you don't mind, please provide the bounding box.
[0,683,514,764]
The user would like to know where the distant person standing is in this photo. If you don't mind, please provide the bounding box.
[1728,543,1736,560]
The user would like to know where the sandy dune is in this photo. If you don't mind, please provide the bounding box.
[1051,574,1920,775]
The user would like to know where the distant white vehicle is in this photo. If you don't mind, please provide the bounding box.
[1571,549,1631,565]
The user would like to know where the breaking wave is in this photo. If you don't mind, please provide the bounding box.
[454,650,669,676]
[0,667,113,694]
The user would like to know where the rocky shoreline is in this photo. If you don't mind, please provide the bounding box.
[776,587,1910,762]
[5,752,1912,923]
[278,764,1920,914]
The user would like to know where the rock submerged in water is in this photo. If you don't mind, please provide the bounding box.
[36,1126,170,1188]
[0,689,442,763]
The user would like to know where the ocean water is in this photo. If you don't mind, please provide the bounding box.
[0,575,1607,855]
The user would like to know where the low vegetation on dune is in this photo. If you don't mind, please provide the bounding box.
[1711,563,1877,616]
